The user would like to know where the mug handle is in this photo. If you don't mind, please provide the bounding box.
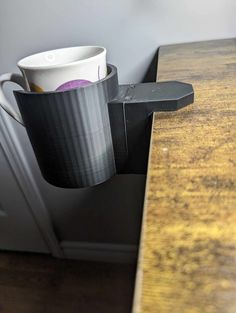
[0,73,26,125]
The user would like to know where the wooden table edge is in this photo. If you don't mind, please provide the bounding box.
[131,37,236,313]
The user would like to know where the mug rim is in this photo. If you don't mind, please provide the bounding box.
[17,46,106,70]
[14,64,116,96]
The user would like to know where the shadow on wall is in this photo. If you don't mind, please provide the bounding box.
[142,48,159,83]
[43,174,146,245]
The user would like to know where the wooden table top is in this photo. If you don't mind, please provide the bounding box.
[132,39,236,313]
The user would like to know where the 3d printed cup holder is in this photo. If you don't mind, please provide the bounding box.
[12,64,194,188]
[14,65,118,188]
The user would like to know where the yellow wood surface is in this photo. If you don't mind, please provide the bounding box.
[133,39,236,313]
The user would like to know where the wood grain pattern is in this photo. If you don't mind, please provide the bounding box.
[133,39,236,313]
[0,251,135,313]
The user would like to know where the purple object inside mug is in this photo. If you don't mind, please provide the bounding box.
[56,79,92,91]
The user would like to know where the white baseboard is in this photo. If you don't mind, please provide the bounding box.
[61,241,138,263]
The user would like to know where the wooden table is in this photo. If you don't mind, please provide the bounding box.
[132,39,236,313]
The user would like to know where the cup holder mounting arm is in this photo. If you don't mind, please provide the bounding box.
[108,81,194,174]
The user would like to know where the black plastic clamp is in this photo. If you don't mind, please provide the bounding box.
[109,80,194,174]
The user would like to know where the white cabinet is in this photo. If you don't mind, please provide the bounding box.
[0,144,49,253]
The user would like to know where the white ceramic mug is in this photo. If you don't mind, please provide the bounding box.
[0,46,107,123]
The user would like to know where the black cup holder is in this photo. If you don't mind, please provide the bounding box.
[14,64,194,188]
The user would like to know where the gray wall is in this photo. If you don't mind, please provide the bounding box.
[0,0,236,248]
[1,0,236,83]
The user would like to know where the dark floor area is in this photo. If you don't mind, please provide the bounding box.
[0,251,136,313]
